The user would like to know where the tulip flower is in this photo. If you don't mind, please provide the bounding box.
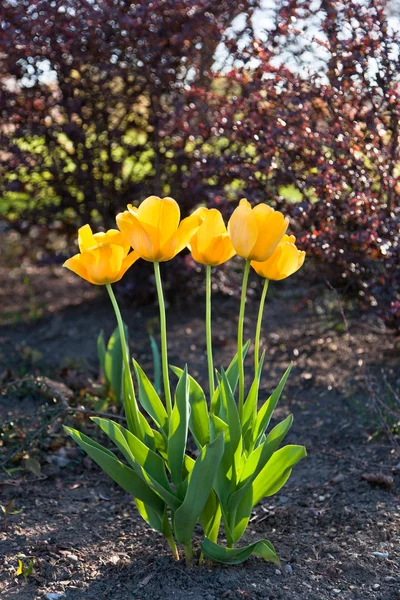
[117,196,202,415]
[252,235,305,373]
[188,207,235,397]
[63,225,139,285]
[63,224,143,438]
[188,207,236,266]
[229,199,289,418]
[116,196,202,263]
[251,235,305,281]
[228,198,289,262]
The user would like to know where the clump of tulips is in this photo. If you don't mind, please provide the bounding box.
[64,196,306,566]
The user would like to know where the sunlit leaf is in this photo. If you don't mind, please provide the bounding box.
[201,537,280,565]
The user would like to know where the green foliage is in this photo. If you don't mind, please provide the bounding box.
[97,325,128,405]
[66,349,306,566]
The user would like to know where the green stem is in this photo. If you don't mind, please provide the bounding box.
[154,262,172,416]
[254,278,269,375]
[106,284,142,436]
[238,260,251,419]
[206,265,215,399]
[166,535,180,561]
[184,543,193,567]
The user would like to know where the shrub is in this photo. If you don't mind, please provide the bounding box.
[1,0,399,328]
[0,0,259,229]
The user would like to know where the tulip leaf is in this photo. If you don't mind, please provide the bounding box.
[170,366,210,449]
[149,334,162,396]
[252,445,307,506]
[212,372,242,509]
[97,330,107,377]
[123,369,144,440]
[174,433,224,546]
[137,411,158,451]
[200,537,280,566]
[220,369,242,480]
[122,370,156,450]
[239,415,293,489]
[64,426,165,514]
[199,489,222,543]
[102,324,128,405]
[135,499,164,533]
[212,372,227,421]
[209,414,228,441]
[211,340,250,415]
[226,415,294,541]
[242,351,265,445]
[253,363,292,447]
[168,366,190,487]
[232,485,253,543]
[133,359,168,433]
[91,418,179,509]
[153,429,168,459]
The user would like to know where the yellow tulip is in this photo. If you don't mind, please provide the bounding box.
[228,198,289,261]
[64,225,139,285]
[116,196,203,262]
[251,235,305,280]
[188,207,236,266]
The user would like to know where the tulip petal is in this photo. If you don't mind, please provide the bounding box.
[251,241,305,281]
[93,229,130,254]
[138,196,180,249]
[282,234,296,244]
[250,208,289,262]
[228,199,258,259]
[63,253,94,284]
[117,210,156,262]
[175,213,203,256]
[196,209,226,255]
[79,245,125,284]
[210,233,236,266]
[78,224,96,253]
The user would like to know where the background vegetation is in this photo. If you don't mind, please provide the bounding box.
[1,0,399,328]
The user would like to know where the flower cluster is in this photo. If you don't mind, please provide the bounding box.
[65,195,305,283]
[64,195,306,567]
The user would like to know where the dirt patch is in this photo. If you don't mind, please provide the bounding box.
[0,387,398,600]
[0,258,399,600]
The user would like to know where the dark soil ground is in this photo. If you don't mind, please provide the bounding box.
[0,250,399,600]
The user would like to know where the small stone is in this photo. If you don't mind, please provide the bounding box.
[372,584,380,590]
[279,496,288,504]
[45,594,66,600]
[283,564,293,576]
[332,590,341,595]
[372,552,389,558]
[275,569,281,576]
[384,576,396,582]
[318,496,325,502]
[67,554,78,563]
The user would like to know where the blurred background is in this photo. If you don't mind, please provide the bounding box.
[0,0,400,327]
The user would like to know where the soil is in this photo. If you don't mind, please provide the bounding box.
[0,256,399,600]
